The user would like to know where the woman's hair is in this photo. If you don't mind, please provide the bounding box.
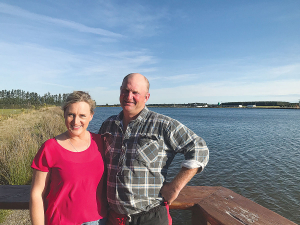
[62,91,96,114]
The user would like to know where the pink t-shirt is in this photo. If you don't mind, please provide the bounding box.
[31,132,107,225]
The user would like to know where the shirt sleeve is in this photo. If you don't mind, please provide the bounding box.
[165,119,209,172]
[31,141,51,172]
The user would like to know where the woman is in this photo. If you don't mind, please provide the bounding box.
[30,91,107,225]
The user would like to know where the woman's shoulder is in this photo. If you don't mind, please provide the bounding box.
[90,132,102,140]
[41,138,58,149]
[33,138,58,166]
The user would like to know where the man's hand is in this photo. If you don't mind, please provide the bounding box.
[160,182,180,205]
[160,167,199,205]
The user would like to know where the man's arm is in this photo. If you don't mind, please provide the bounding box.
[160,118,209,205]
[160,167,198,205]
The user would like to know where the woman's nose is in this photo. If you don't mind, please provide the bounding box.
[74,116,80,124]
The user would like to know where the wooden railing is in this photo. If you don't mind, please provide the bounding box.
[0,185,297,225]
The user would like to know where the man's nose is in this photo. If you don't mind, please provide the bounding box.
[127,91,133,99]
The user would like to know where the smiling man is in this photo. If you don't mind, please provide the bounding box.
[99,73,209,225]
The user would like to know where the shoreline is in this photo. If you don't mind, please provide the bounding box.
[96,105,300,109]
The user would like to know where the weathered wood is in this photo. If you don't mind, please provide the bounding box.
[0,185,30,209]
[191,204,209,225]
[170,186,220,210]
[171,186,297,225]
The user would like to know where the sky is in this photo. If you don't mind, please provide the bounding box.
[1,0,300,105]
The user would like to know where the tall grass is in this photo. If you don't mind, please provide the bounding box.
[0,107,66,185]
[0,107,66,223]
[0,109,28,122]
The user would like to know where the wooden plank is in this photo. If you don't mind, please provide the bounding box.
[195,187,297,225]
[171,186,220,210]
[0,185,30,209]
[0,185,297,225]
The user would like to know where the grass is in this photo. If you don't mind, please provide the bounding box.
[0,107,66,222]
[0,109,33,122]
[0,109,23,115]
[0,210,11,223]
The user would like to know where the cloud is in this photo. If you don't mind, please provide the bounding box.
[0,40,158,98]
[0,42,80,79]
[268,64,300,78]
[149,74,199,82]
[149,79,300,104]
[37,81,73,89]
[89,1,168,37]
[89,86,120,105]
[0,3,123,38]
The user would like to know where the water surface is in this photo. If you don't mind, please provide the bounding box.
[88,107,300,224]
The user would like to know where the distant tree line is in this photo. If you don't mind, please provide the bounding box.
[0,89,70,109]
[147,103,208,108]
[221,101,297,107]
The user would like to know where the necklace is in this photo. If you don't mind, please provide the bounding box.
[68,138,79,152]
[67,132,90,152]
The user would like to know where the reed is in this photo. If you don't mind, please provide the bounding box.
[0,107,65,185]
[0,107,65,223]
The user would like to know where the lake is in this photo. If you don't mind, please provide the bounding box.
[88,107,300,225]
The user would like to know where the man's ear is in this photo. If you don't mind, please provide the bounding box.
[144,93,150,103]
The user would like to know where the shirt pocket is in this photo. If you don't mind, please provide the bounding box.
[135,135,159,164]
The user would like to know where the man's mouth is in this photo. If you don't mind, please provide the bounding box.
[124,100,135,104]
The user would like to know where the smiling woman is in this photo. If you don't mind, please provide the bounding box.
[61,101,94,151]
[30,91,108,225]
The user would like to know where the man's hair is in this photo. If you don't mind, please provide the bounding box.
[122,73,150,92]
[62,91,95,114]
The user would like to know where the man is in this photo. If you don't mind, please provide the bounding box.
[99,73,209,225]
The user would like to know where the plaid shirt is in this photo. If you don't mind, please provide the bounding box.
[99,107,209,215]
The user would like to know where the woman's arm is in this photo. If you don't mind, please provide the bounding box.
[30,169,50,225]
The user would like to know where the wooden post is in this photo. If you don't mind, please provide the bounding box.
[191,204,208,225]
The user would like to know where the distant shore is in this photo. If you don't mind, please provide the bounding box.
[96,104,300,109]
[97,101,299,109]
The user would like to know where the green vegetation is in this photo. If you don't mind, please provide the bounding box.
[0,107,66,221]
[0,109,24,115]
[0,108,32,121]
[0,210,11,223]
[0,89,70,109]
[0,107,65,185]
[221,101,299,108]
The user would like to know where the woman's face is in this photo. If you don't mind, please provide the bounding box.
[64,101,93,137]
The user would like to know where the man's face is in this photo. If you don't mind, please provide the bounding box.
[120,75,150,117]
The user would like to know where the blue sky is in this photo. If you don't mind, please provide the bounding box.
[1,0,300,105]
